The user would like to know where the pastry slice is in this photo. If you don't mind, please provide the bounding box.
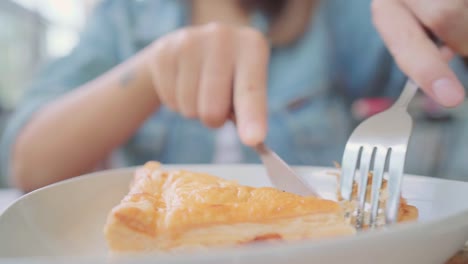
[104,161,356,253]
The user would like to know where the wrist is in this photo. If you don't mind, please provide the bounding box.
[126,48,160,109]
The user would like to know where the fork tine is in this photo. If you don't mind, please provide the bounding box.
[385,148,407,224]
[339,143,362,201]
[369,147,389,228]
[356,147,374,229]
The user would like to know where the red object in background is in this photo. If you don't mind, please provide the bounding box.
[351,98,393,120]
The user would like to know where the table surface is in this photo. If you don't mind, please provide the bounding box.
[0,189,466,263]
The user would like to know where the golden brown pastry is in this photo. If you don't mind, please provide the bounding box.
[104,161,356,252]
[104,161,418,253]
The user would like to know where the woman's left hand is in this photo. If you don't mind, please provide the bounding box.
[371,0,468,107]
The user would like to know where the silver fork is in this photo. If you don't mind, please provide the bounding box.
[339,79,418,228]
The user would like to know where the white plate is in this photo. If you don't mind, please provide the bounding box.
[1,164,468,264]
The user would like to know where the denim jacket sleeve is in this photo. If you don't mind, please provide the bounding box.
[0,0,120,186]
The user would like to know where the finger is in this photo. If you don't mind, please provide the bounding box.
[403,0,468,55]
[151,40,178,111]
[176,31,201,119]
[372,0,465,107]
[198,24,235,128]
[233,28,269,146]
[440,46,455,62]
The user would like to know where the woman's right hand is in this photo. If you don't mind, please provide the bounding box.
[144,23,270,146]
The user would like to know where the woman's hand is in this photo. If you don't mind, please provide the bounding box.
[371,0,468,107]
[144,23,270,146]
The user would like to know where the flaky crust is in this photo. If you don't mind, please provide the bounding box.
[104,162,355,252]
[104,162,419,252]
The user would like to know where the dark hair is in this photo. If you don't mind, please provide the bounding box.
[238,0,287,21]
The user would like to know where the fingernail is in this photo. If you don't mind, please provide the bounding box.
[432,78,464,107]
[243,121,263,145]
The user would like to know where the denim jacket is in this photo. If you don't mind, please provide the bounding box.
[2,0,468,186]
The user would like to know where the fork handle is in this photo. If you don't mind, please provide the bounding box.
[392,79,418,110]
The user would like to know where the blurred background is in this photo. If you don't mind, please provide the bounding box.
[1,0,467,186]
[0,0,97,134]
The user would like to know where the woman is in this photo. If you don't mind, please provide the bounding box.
[1,0,468,192]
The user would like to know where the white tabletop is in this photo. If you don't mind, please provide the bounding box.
[0,189,21,214]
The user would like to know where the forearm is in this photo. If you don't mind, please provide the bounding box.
[12,48,159,192]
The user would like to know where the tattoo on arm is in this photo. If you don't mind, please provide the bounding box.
[120,69,135,88]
